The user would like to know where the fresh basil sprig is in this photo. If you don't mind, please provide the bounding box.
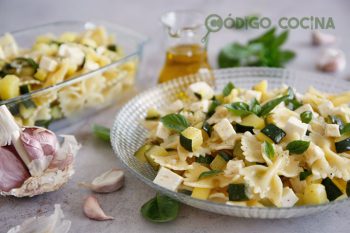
[263,141,275,159]
[224,102,251,116]
[300,111,313,124]
[249,98,261,115]
[160,113,189,132]
[141,193,180,223]
[218,28,296,68]
[198,170,222,179]
[286,140,310,154]
[207,99,220,117]
[259,95,289,117]
[222,82,235,97]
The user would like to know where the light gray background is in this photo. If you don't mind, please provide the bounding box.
[1,0,350,232]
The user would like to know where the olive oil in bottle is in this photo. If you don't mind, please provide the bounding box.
[158,10,212,83]
[158,44,211,83]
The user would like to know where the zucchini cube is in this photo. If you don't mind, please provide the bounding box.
[191,187,211,200]
[180,127,203,152]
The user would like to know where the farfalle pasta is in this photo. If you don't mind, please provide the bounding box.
[134,80,350,207]
[0,26,137,127]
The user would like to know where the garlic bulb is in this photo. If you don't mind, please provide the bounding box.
[0,146,30,192]
[7,204,71,233]
[83,196,114,221]
[79,169,124,193]
[312,31,336,46]
[0,105,81,197]
[316,48,346,72]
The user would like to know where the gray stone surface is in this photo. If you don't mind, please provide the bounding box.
[0,0,350,232]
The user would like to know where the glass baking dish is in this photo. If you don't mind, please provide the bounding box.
[0,20,148,130]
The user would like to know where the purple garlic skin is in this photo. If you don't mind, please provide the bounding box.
[0,146,30,192]
[21,127,59,160]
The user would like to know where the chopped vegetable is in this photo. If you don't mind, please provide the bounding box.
[335,137,350,153]
[263,141,275,160]
[191,187,211,200]
[198,170,222,179]
[228,184,249,201]
[261,124,286,144]
[299,170,312,181]
[0,75,20,100]
[134,144,152,162]
[210,155,227,170]
[180,127,203,152]
[322,178,343,201]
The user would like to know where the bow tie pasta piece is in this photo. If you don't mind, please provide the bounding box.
[304,142,331,179]
[206,106,241,125]
[208,192,229,203]
[311,132,350,180]
[208,134,240,151]
[268,103,299,128]
[151,153,192,171]
[242,155,299,207]
[184,162,210,182]
[241,132,264,163]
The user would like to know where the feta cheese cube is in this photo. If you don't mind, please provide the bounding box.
[0,33,19,58]
[58,44,85,66]
[83,60,100,71]
[189,100,210,113]
[39,56,58,72]
[155,122,170,140]
[189,82,214,100]
[295,104,315,115]
[166,100,184,113]
[243,90,262,102]
[318,101,334,117]
[153,167,183,191]
[279,187,298,207]
[213,118,236,141]
[305,143,324,166]
[284,117,308,139]
[325,124,341,137]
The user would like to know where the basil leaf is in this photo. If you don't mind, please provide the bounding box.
[222,82,235,97]
[92,124,110,142]
[259,95,289,117]
[160,114,189,132]
[14,57,39,70]
[225,102,251,116]
[141,194,179,223]
[300,111,313,124]
[263,141,275,159]
[207,99,220,117]
[299,170,312,181]
[249,98,261,115]
[198,170,222,179]
[286,140,310,154]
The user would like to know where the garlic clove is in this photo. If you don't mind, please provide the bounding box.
[83,196,114,221]
[79,169,124,193]
[316,48,346,72]
[312,31,336,46]
[0,146,30,192]
[7,204,71,233]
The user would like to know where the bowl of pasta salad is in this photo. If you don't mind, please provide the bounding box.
[111,68,350,218]
[0,21,147,130]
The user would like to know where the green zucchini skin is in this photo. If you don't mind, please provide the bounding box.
[228,184,249,201]
[180,134,193,152]
[261,124,286,143]
[202,122,212,137]
[235,123,254,134]
[322,178,343,201]
[335,138,350,153]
